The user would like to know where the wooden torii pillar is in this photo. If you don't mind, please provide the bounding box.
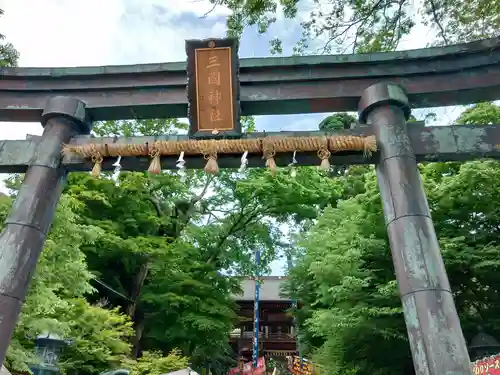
[0,96,92,363]
[359,83,471,375]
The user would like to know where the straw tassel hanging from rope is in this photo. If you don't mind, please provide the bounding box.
[78,143,106,178]
[203,142,220,175]
[317,137,331,171]
[148,142,162,174]
[62,134,377,177]
[91,154,103,177]
[262,140,277,176]
[362,136,377,157]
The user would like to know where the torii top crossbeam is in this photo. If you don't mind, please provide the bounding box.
[0,37,499,122]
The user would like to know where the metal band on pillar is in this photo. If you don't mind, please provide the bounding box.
[358,83,472,375]
[0,96,91,366]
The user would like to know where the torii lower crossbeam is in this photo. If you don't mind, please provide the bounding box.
[0,124,497,173]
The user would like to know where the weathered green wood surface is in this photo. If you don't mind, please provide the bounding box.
[360,83,472,375]
[0,124,495,173]
[1,38,499,121]
[0,97,91,367]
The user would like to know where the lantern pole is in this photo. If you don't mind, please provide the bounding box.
[286,253,303,368]
[252,249,261,370]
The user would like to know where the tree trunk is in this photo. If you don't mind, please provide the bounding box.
[131,317,145,359]
[127,261,149,359]
[127,261,150,318]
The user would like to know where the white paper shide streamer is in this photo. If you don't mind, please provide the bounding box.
[111,156,122,184]
[238,151,249,175]
[176,151,187,182]
[289,151,298,177]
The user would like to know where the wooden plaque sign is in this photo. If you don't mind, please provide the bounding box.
[186,38,240,138]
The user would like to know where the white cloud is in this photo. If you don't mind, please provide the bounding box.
[0,0,232,192]
[0,0,128,142]
[1,0,125,67]
[0,0,230,67]
[0,0,230,142]
[115,1,228,64]
[131,0,231,18]
[0,0,458,141]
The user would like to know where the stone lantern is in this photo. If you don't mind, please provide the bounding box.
[30,333,68,375]
[469,328,500,362]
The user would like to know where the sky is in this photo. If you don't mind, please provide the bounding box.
[0,0,470,274]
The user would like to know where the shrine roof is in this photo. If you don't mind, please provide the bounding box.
[233,276,289,302]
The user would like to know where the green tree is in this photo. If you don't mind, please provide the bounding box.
[1,179,190,375]
[214,0,499,54]
[285,102,500,375]
[0,9,19,67]
[318,113,356,131]
[0,15,138,375]
[64,116,350,372]
[0,194,133,375]
[64,155,238,369]
[126,350,189,375]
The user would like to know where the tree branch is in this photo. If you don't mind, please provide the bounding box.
[428,0,449,45]
[148,197,163,217]
[207,206,262,264]
[191,175,214,205]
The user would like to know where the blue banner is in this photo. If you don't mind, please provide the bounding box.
[286,254,303,367]
[252,249,261,368]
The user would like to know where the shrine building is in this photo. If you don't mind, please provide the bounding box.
[230,276,298,361]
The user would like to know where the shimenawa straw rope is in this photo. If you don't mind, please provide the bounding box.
[62,135,377,176]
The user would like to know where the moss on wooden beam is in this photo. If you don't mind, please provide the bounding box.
[0,125,498,173]
[1,38,499,122]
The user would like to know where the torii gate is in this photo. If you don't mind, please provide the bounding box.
[1,36,500,375]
